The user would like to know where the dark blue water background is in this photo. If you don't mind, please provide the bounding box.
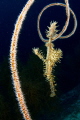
[0,0,79,64]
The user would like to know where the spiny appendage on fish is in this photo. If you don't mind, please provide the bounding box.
[44,72,57,97]
[49,79,57,97]
[43,46,62,97]
[43,61,57,97]
[32,47,45,62]
[50,47,63,64]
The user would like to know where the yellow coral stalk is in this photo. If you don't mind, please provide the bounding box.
[10,0,34,120]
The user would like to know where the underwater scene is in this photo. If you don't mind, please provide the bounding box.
[0,0,80,120]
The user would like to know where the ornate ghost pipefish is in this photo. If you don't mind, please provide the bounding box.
[33,0,77,97]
